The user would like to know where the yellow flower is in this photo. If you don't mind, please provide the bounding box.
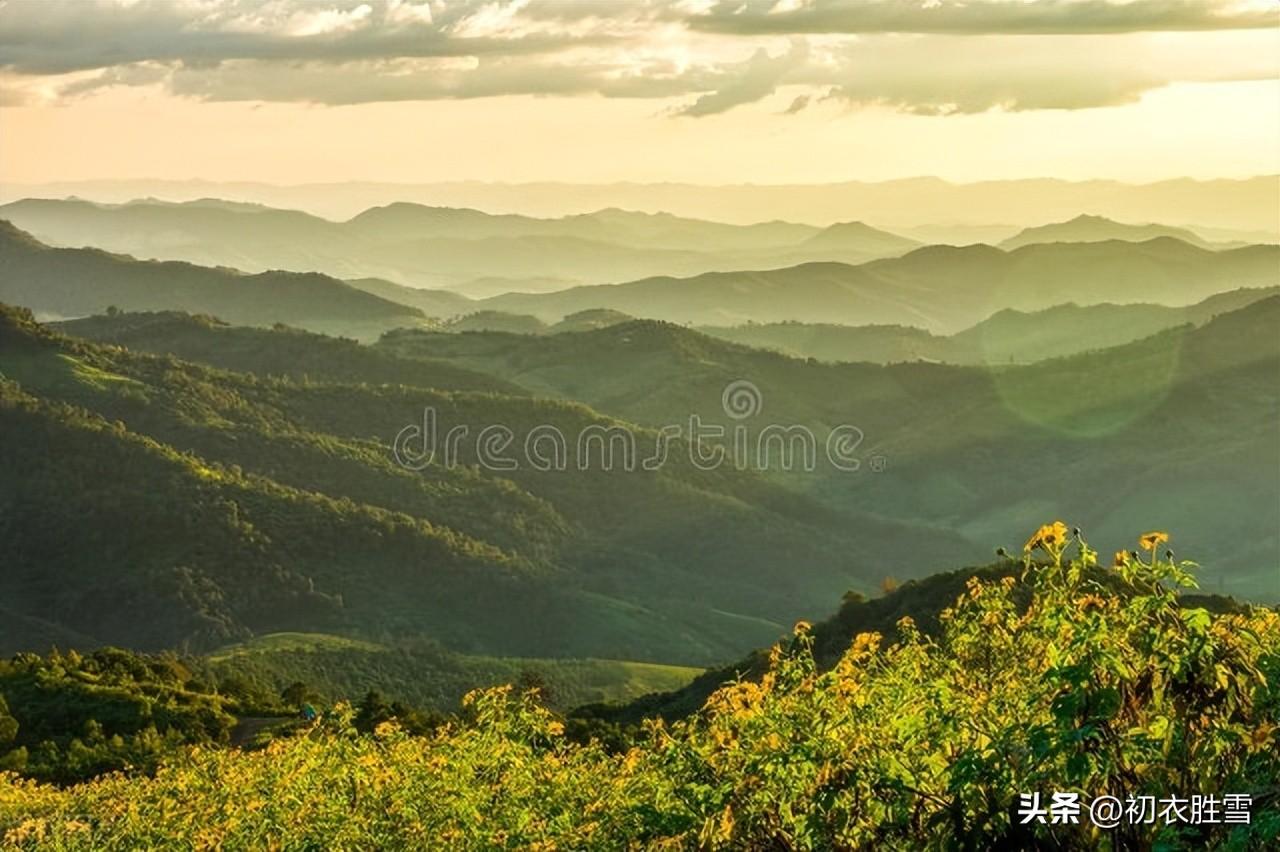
[1139,531,1169,551]
[1024,521,1070,554]
[1075,594,1107,612]
[1113,550,1129,568]
[718,805,735,841]
[793,619,812,635]
[547,721,565,737]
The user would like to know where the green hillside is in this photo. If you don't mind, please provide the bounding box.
[203,632,700,714]
[3,304,973,663]
[0,637,697,786]
[56,311,520,395]
[589,559,1253,725]
[382,298,1280,598]
[4,539,1276,848]
[698,286,1279,365]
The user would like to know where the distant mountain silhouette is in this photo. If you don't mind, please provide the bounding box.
[478,239,1279,332]
[0,220,422,338]
[0,198,917,292]
[1001,214,1218,250]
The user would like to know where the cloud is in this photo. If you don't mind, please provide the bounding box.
[0,0,621,75]
[783,93,810,114]
[687,0,1277,36]
[0,0,1275,115]
[798,37,1150,115]
[802,32,1276,113]
[675,42,807,116]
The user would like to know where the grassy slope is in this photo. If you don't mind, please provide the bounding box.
[203,632,701,712]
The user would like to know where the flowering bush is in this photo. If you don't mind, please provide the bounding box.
[2,527,1277,849]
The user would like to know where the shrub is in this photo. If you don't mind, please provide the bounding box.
[1,526,1276,849]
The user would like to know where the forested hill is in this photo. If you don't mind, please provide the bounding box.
[382,297,1280,599]
[57,310,521,396]
[1,303,974,663]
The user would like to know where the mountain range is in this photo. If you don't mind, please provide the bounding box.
[998,213,1222,250]
[0,220,424,339]
[1,196,1276,666]
[3,303,975,663]
[5,176,1276,233]
[698,286,1279,365]
[10,213,1274,342]
[380,297,1280,599]
[0,198,920,293]
[476,238,1279,331]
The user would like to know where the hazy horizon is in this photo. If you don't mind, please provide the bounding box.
[4,173,1277,231]
[2,1,1278,191]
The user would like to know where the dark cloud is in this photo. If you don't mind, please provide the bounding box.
[688,0,1276,36]
[0,1,1274,115]
[0,0,617,75]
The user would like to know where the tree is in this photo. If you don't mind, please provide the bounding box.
[281,682,318,709]
[354,690,393,733]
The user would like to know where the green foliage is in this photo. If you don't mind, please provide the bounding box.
[5,303,939,663]
[58,309,519,395]
[1,531,1275,848]
[383,297,1280,600]
[0,649,235,784]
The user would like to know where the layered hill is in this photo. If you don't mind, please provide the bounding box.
[15,176,1275,233]
[1000,214,1218,250]
[2,305,974,662]
[698,287,1279,365]
[56,311,520,395]
[383,298,1280,598]
[479,239,1279,331]
[0,221,424,339]
[0,198,917,292]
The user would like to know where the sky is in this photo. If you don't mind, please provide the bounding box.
[0,0,1277,186]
